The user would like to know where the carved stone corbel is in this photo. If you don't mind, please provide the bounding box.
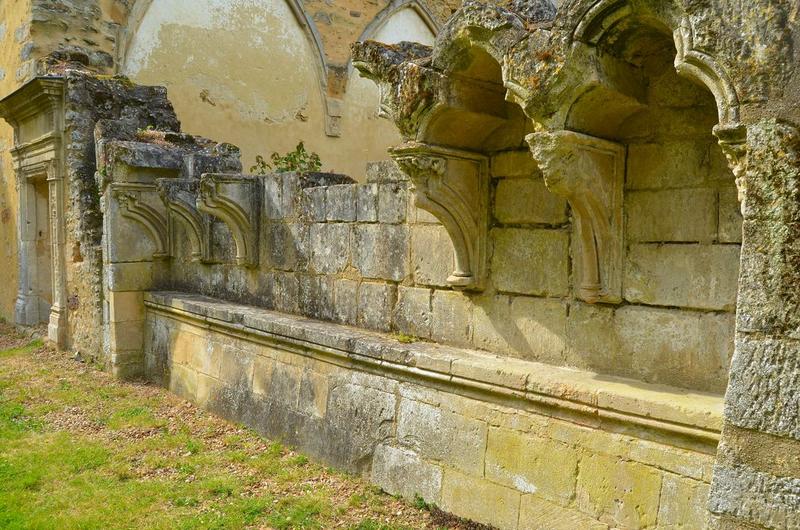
[713,124,748,211]
[156,179,209,262]
[391,143,489,291]
[112,185,169,260]
[197,174,260,268]
[527,131,624,304]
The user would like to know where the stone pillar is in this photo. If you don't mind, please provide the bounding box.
[709,121,800,529]
[46,159,68,346]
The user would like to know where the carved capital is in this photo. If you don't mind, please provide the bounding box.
[112,185,169,260]
[528,130,624,304]
[391,143,489,291]
[197,174,260,268]
[714,124,748,209]
[393,154,446,182]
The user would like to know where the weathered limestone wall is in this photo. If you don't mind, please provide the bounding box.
[144,291,721,530]
[157,156,737,394]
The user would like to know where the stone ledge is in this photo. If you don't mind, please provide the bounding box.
[144,291,724,448]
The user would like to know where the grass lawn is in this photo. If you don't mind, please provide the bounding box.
[0,322,486,530]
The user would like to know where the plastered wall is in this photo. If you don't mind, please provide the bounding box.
[0,2,30,320]
[120,0,436,179]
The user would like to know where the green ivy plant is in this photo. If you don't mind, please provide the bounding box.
[250,141,322,174]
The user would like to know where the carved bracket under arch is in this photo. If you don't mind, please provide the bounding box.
[197,174,261,268]
[156,179,210,263]
[528,130,624,304]
[390,143,489,291]
[112,184,169,260]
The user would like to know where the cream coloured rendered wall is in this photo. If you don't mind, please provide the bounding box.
[121,1,435,180]
[340,8,435,174]
[0,2,30,321]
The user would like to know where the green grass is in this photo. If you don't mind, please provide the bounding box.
[0,327,449,530]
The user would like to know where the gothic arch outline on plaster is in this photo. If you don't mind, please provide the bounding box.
[118,0,337,135]
[346,0,440,80]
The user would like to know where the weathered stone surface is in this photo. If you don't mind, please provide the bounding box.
[724,336,800,441]
[431,290,473,347]
[352,224,408,282]
[718,187,743,244]
[491,150,539,178]
[325,383,396,470]
[310,223,350,274]
[485,427,579,504]
[365,159,406,183]
[494,177,567,225]
[355,183,378,223]
[397,399,486,475]
[616,306,734,392]
[658,474,711,528]
[358,282,396,332]
[298,275,334,321]
[300,187,326,223]
[626,142,710,190]
[626,189,718,243]
[576,452,662,528]
[410,225,455,287]
[105,262,153,292]
[265,223,308,272]
[333,279,359,325]
[625,244,740,311]
[326,184,356,222]
[377,183,407,224]
[253,358,300,409]
[519,495,608,530]
[709,464,800,530]
[371,445,442,504]
[440,470,521,530]
[472,294,566,363]
[393,286,432,339]
[565,302,623,375]
[492,228,569,297]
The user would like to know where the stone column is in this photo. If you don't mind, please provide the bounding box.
[46,159,68,346]
[709,121,800,529]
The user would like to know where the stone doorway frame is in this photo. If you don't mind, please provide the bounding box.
[0,78,68,347]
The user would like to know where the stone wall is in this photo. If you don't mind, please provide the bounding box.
[156,154,737,394]
[143,291,721,530]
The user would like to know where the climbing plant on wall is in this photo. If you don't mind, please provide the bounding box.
[250,141,322,174]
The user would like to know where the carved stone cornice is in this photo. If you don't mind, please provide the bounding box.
[156,179,209,263]
[197,174,260,268]
[528,130,624,304]
[112,184,169,260]
[391,143,489,291]
[0,77,64,131]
